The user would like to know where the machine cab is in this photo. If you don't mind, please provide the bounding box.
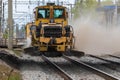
[34,3,68,26]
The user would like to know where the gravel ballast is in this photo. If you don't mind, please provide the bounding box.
[20,55,63,80]
[48,57,105,80]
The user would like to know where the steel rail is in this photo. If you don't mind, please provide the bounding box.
[87,54,120,65]
[109,55,120,59]
[63,55,119,80]
[41,55,73,80]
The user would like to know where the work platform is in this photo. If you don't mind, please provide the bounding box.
[0,38,25,48]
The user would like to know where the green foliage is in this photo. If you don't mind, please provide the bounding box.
[9,74,21,80]
[72,0,97,19]
[3,34,8,39]
[0,65,21,80]
[102,0,113,5]
[84,0,97,9]
[13,50,22,56]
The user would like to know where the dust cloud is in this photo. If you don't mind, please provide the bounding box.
[23,37,32,48]
[71,15,120,56]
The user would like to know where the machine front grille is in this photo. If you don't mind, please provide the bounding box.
[44,26,62,38]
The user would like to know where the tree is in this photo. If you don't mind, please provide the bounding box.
[72,0,97,19]
[101,0,113,5]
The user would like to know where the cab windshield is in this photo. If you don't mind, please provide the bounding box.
[38,8,50,18]
[54,9,65,18]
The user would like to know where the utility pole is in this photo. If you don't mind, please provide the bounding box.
[67,4,75,20]
[0,0,2,38]
[2,3,4,33]
[8,0,13,49]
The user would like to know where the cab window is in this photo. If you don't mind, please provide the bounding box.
[54,9,65,18]
[38,8,50,18]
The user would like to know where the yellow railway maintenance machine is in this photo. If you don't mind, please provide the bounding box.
[24,3,82,56]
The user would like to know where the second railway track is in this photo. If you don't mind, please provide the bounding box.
[63,55,119,80]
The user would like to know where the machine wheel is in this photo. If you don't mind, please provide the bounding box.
[64,50,84,57]
[70,50,84,57]
[43,52,62,57]
[23,47,42,56]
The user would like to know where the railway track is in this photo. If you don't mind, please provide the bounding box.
[1,50,120,80]
[45,53,120,80]
[20,55,64,80]
[87,54,120,65]
[46,56,105,80]
[78,54,120,79]
[0,51,66,80]
[41,55,73,80]
[109,55,120,59]
[84,54,120,70]
[63,55,119,80]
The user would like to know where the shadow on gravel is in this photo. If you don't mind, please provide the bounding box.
[0,50,44,70]
[84,62,120,71]
[0,50,20,69]
[0,50,84,72]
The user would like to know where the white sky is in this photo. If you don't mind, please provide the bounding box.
[3,0,117,26]
[3,0,75,26]
[3,0,75,4]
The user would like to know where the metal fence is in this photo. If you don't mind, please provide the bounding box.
[0,38,25,47]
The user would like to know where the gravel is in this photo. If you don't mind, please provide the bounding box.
[77,55,120,79]
[48,57,105,80]
[2,49,120,80]
[102,56,120,63]
[21,65,63,80]
[20,54,43,61]
[20,55,63,80]
[78,56,107,64]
